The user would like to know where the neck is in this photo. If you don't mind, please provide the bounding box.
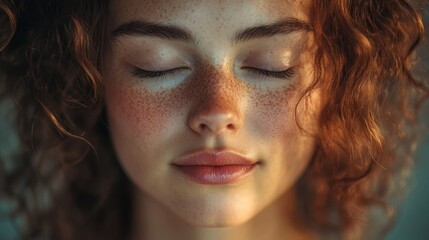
[130,186,316,240]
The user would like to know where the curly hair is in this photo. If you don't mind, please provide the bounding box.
[0,0,428,239]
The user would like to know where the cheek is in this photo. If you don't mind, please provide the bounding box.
[105,81,182,141]
[104,80,188,188]
[250,86,298,138]
[251,59,319,139]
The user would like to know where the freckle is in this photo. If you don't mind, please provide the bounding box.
[247,81,296,137]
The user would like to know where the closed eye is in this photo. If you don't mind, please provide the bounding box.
[244,67,295,79]
[132,67,188,78]
[132,66,295,80]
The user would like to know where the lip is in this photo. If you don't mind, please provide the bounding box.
[172,150,258,185]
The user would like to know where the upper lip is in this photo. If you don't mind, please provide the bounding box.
[172,150,256,166]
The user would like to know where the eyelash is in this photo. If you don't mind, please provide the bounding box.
[132,67,295,79]
[243,67,295,79]
[132,67,185,78]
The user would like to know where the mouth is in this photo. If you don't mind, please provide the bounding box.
[171,150,258,185]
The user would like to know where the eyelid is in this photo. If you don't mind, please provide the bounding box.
[132,67,188,78]
[242,67,295,79]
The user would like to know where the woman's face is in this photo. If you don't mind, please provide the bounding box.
[103,0,319,226]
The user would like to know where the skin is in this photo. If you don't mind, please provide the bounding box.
[102,0,320,239]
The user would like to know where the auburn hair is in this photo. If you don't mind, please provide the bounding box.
[0,0,428,239]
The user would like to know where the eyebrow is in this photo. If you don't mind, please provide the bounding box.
[111,20,195,43]
[110,18,312,44]
[234,19,312,42]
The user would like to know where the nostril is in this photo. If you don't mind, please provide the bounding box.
[189,113,241,135]
[199,123,207,131]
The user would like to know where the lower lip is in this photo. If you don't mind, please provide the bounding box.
[173,164,257,184]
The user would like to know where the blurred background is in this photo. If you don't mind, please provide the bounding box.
[386,132,429,240]
[387,6,429,239]
[0,5,429,240]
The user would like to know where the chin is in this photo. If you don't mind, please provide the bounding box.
[182,215,256,228]
[184,216,252,228]
[171,198,259,228]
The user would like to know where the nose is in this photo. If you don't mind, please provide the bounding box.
[188,103,242,135]
[187,74,243,136]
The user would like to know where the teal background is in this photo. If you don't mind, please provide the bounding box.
[386,132,429,240]
[390,7,429,239]
[1,8,429,240]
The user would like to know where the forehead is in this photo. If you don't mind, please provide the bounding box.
[106,0,310,31]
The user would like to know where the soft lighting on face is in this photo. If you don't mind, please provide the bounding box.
[103,0,318,229]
